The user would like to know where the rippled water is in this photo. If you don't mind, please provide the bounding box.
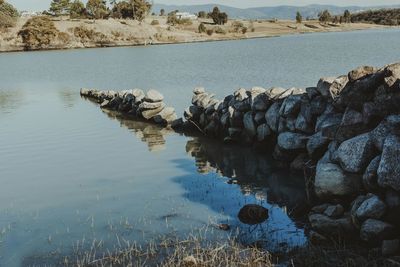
[1,29,400,266]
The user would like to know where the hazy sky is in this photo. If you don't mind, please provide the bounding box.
[8,0,400,11]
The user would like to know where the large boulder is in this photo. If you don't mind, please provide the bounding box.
[314,162,361,199]
[384,62,400,88]
[138,101,164,110]
[307,131,330,160]
[363,155,381,192]
[355,194,386,222]
[265,102,281,133]
[336,133,376,173]
[317,77,335,97]
[348,66,376,83]
[256,124,271,142]
[277,132,308,151]
[234,88,249,101]
[279,95,302,118]
[335,108,365,142]
[309,213,354,236]
[144,89,164,103]
[243,111,257,138]
[252,93,270,111]
[329,75,349,99]
[193,87,205,95]
[153,107,176,124]
[377,135,400,191]
[370,115,400,151]
[141,104,165,119]
[360,219,395,243]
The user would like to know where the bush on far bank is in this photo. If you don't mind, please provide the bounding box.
[18,16,61,50]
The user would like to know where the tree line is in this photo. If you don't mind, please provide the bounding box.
[295,9,352,24]
[48,0,151,21]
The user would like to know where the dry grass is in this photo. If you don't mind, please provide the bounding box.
[61,235,272,267]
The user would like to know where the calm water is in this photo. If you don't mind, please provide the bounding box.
[1,28,400,266]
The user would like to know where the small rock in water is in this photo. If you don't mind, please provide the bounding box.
[218,223,231,231]
[238,204,269,225]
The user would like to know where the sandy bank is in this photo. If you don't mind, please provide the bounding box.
[0,16,395,52]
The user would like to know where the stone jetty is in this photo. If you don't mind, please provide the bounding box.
[81,62,400,253]
[181,62,400,251]
[80,88,177,125]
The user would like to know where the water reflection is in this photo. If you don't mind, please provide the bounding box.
[0,90,24,114]
[96,107,308,250]
[185,137,308,217]
[101,109,175,152]
[58,89,79,108]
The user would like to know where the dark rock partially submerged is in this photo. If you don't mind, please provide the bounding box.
[238,204,269,225]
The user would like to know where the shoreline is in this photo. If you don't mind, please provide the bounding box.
[0,16,397,53]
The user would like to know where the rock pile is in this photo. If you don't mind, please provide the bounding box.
[80,88,177,125]
[181,62,400,252]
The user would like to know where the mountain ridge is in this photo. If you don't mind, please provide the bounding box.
[152,3,400,19]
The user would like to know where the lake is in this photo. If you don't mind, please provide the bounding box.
[1,28,400,266]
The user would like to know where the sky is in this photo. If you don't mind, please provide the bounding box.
[7,0,400,12]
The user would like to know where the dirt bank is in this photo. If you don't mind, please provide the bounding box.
[0,16,394,52]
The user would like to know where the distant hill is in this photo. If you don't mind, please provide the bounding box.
[152,3,400,20]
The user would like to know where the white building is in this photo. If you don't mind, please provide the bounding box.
[176,12,198,20]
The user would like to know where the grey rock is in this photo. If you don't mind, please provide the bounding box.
[100,99,110,108]
[290,153,309,171]
[265,87,287,99]
[306,87,320,99]
[254,112,266,125]
[139,101,164,110]
[277,132,308,151]
[144,89,164,103]
[324,204,344,219]
[233,99,251,112]
[265,102,281,133]
[363,156,381,192]
[309,213,354,236]
[315,162,361,199]
[295,111,314,134]
[336,133,376,173]
[193,87,205,95]
[252,93,270,111]
[307,131,330,160]
[132,89,145,104]
[382,239,400,256]
[385,189,400,209]
[384,63,400,88]
[351,195,371,228]
[335,108,365,142]
[243,111,256,138]
[311,204,330,214]
[370,115,400,151]
[356,194,386,222]
[153,107,176,124]
[330,75,349,99]
[348,66,376,83]
[360,219,395,243]
[377,135,400,191]
[317,77,335,97]
[310,96,327,116]
[171,118,184,130]
[256,124,271,142]
[279,95,302,118]
[234,88,249,101]
[141,104,165,119]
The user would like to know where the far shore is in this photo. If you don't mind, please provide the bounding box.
[0,15,397,53]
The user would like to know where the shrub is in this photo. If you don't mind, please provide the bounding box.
[214,26,226,34]
[206,29,213,35]
[150,19,159,25]
[0,1,19,18]
[72,25,109,44]
[0,11,15,29]
[232,21,246,33]
[241,27,248,34]
[167,13,192,25]
[208,6,228,25]
[18,16,60,50]
[198,22,206,33]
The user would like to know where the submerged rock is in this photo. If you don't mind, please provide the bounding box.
[238,204,269,225]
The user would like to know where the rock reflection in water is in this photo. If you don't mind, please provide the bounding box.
[101,109,175,152]
[0,90,24,114]
[186,137,307,216]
